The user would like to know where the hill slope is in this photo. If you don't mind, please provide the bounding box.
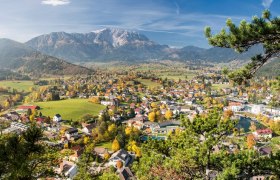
[0,38,92,76]
[257,58,280,77]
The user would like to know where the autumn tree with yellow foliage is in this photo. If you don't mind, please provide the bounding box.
[112,138,121,152]
[148,111,156,122]
[247,134,256,149]
[165,110,173,120]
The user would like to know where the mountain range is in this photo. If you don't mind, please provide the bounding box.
[25,28,263,63]
[0,39,92,76]
[0,28,275,78]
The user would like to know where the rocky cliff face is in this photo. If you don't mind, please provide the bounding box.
[26,28,169,62]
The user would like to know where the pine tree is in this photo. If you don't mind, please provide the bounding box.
[205,10,280,84]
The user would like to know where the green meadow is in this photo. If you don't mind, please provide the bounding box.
[31,99,105,121]
[0,81,36,92]
[137,78,161,88]
[212,83,231,90]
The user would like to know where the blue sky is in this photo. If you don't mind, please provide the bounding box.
[0,0,279,48]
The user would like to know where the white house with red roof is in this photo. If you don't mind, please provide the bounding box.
[253,129,272,139]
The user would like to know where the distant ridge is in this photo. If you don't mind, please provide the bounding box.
[26,28,263,63]
[0,38,92,76]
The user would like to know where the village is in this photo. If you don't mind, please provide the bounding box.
[0,68,280,179]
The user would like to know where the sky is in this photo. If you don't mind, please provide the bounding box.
[0,0,279,48]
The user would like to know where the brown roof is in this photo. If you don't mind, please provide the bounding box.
[94,147,108,155]
[71,145,84,157]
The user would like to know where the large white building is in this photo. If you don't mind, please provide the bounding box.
[251,104,264,115]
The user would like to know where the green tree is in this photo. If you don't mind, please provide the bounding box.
[205,10,280,84]
[0,124,58,179]
[134,110,237,179]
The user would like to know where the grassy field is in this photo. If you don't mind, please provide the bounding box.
[0,81,36,92]
[31,99,105,121]
[137,78,161,88]
[212,83,231,90]
[40,76,72,81]
[271,136,280,153]
[96,141,112,150]
[158,71,197,81]
[0,92,9,102]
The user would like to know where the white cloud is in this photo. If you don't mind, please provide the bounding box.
[262,0,273,9]
[41,0,70,6]
[174,2,180,15]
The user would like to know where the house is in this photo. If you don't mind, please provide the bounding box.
[151,120,181,134]
[65,128,79,140]
[130,103,136,109]
[81,123,96,134]
[69,145,84,162]
[184,99,194,106]
[108,149,132,168]
[251,104,264,115]
[274,116,280,121]
[3,122,28,134]
[101,101,114,106]
[36,117,45,125]
[250,176,266,180]
[53,114,62,122]
[111,115,121,122]
[180,106,191,113]
[258,146,272,156]
[11,122,28,131]
[16,105,40,114]
[227,99,246,112]
[118,167,136,180]
[94,147,109,159]
[57,160,78,179]
[253,129,273,139]
[4,112,20,121]
[134,108,141,115]
[126,119,144,130]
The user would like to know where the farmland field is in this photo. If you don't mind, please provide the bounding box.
[0,81,36,92]
[31,99,105,121]
[137,78,161,88]
[158,71,197,80]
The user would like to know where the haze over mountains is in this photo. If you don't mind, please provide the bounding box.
[26,28,263,63]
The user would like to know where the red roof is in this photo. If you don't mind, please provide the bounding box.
[36,117,45,122]
[17,105,39,110]
[256,129,272,135]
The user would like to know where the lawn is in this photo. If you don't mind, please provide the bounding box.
[212,83,231,90]
[31,99,105,121]
[96,141,113,150]
[270,136,280,153]
[137,78,161,88]
[0,80,36,92]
